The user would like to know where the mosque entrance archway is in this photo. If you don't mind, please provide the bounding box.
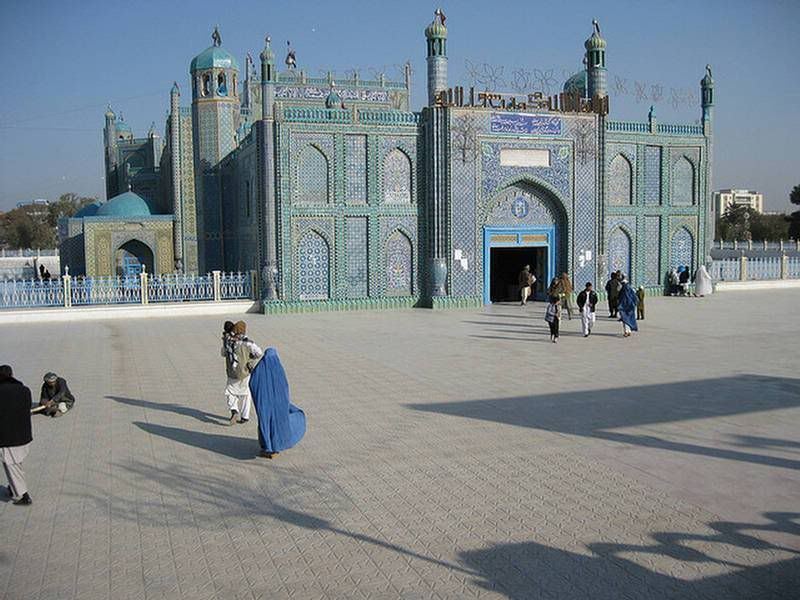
[115,239,154,278]
[483,226,556,304]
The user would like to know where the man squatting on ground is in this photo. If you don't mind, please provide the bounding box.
[39,372,75,417]
[0,365,33,505]
[222,320,263,425]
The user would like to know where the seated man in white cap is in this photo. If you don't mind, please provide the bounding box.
[39,372,75,417]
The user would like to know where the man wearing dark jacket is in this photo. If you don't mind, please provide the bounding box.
[0,365,33,505]
[577,282,599,337]
[39,372,75,417]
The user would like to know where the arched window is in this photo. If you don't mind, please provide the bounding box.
[202,74,211,97]
[670,227,694,270]
[383,149,412,204]
[296,145,328,203]
[608,154,632,205]
[217,73,228,96]
[386,230,413,296]
[115,239,154,277]
[608,227,632,278]
[672,157,694,205]
[297,231,330,300]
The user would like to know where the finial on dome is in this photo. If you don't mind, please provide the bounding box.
[592,19,600,34]
[212,26,222,47]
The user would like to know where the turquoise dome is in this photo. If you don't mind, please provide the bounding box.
[563,70,587,96]
[191,46,239,72]
[425,20,447,39]
[585,30,606,50]
[73,200,103,218]
[115,119,131,132]
[96,191,152,218]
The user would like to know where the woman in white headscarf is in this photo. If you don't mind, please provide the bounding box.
[694,264,713,297]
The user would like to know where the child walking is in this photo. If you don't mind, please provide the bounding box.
[545,296,561,343]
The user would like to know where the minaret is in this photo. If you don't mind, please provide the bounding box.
[701,64,714,131]
[585,19,607,99]
[169,82,183,272]
[103,106,118,199]
[259,35,279,301]
[425,9,448,105]
[190,27,240,271]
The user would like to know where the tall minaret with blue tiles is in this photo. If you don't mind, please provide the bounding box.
[585,19,607,99]
[425,9,448,105]
[190,26,240,271]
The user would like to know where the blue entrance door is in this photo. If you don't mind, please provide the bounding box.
[483,226,556,304]
[122,254,143,278]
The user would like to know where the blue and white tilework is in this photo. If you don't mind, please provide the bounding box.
[296,145,328,204]
[608,154,633,205]
[669,227,693,270]
[385,230,412,296]
[565,117,598,287]
[382,149,412,204]
[346,217,368,298]
[671,154,695,206]
[643,145,662,206]
[644,216,661,285]
[296,230,330,300]
[345,135,367,204]
[608,227,632,279]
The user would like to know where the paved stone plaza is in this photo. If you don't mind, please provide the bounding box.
[1,290,799,600]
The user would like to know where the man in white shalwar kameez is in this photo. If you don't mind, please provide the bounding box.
[222,321,263,425]
[576,282,599,337]
[694,264,713,297]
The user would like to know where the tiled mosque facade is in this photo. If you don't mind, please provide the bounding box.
[63,11,714,308]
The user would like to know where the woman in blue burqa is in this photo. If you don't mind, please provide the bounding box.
[249,348,306,459]
[617,275,639,338]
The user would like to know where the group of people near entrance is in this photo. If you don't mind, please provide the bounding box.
[669,265,713,297]
[0,368,76,506]
[532,270,641,343]
[221,321,305,459]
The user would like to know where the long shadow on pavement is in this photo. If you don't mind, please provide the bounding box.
[133,421,257,460]
[407,374,800,470]
[108,395,226,425]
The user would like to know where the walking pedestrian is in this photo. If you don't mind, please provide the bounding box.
[249,348,306,459]
[605,272,621,318]
[617,277,639,338]
[636,286,646,320]
[0,365,33,506]
[559,272,574,320]
[222,321,263,425]
[544,295,561,343]
[518,265,535,305]
[576,282,598,337]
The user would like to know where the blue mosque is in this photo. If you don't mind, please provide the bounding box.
[59,11,714,311]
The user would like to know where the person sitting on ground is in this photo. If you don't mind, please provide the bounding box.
[669,268,680,296]
[39,372,75,417]
[679,266,690,296]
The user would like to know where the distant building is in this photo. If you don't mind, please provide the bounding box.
[714,189,764,215]
[15,199,50,218]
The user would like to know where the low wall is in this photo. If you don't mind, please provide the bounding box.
[0,300,259,324]
[715,280,800,292]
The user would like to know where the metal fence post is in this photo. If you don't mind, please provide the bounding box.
[212,270,221,302]
[250,270,258,299]
[140,268,148,305]
[740,256,748,281]
[781,254,788,280]
[63,273,71,308]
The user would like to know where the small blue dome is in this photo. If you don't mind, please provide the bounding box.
[563,70,587,96]
[96,191,152,218]
[115,119,131,132]
[73,200,103,218]
[191,46,239,72]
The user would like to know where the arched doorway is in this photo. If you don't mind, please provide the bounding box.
[482,181,568,304]
[115,239,154,278]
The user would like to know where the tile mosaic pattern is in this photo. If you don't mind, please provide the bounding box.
[296,230,330,300]
[345,135,367,204]
[644,216,661,285]
[296,145,328,204]
[669,227,694,270]
[565,117,598,288]
[346,217,368,298]
[382,149,412,204]
[643,145,662,206]
[671,155,695,206]
[608,154,633,205]
[608,226,632,279]
[385,230,412,296]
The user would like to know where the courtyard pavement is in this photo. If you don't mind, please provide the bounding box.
[1,290,799,600]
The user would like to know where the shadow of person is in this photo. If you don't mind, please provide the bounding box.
[133,421,257,460]
[108,395,226,425]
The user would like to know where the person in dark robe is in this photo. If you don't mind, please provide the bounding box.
[39,372,75,417]
[617,278,639,338]
[249,348,305,459]
[1,365,33,505]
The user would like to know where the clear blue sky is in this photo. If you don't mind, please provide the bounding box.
[1,0,798,212]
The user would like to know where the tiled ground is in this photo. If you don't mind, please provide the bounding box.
[1,290,799,599]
